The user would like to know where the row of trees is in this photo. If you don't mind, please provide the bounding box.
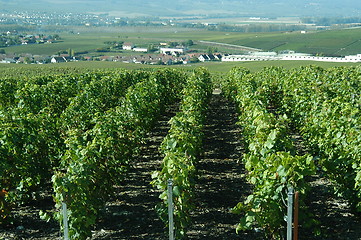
[301,17,361,26]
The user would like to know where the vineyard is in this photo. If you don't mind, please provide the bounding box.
[0,66,361,239]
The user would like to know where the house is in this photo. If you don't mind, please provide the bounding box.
[1,58,16,64]
[182,57,190,64]
[214,54,222,60]
[51,57,66,63]
[165,58,173,65]
[99,56,114,61]
[16,57,25,64]
[123,42,134,50]
[33,55,48,64]
[279,50,295,54]
[132,56,143,64]
[73,56,82,61]
[198,54,210,62]
[208,54,216,61]
[64,56,74,62]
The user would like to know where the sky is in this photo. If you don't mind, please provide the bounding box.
[1,0,360,17]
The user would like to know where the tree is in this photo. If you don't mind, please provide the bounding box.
[185,40,194,47]
[190,56,200,63]
[168,42,179,47]
[58,50,67,55]
[0,41,6,47]
[67,48,75,57]
[207,46,218,55]
[147,44,157,53]
[0,49,5,54]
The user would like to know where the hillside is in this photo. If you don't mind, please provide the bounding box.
[205,28,361,56]
[1,0,360,17]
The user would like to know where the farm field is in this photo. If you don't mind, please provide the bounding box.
[199,28,361,56]
[3,26,361,57]
[3,28,228,56]
[1,65,361,239]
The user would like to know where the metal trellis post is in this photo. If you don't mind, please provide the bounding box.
[62,202,69,240]
[287,187,294,240]
[168,179,174,240]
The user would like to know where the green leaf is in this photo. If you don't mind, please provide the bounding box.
[246,214,255,226]
[265,139,274,149]
[151,171,159,179]
[277,165,286,177]
[236,217,249,232]
[167,138,177,149]
[249,142,256,151]
[39,210,52,223]
[159,191,167,201]
[268,129,277,141]
[245,194,254,204]
[173,186,181,197]
[232,202,244,214]
[336,132,342,139]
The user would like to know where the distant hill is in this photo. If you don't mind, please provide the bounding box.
[1,0,360,18]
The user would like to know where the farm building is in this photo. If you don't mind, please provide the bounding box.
[133,47,148,52]
[160,48,184,55]
[123,42,134,50]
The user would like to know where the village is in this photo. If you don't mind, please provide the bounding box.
[0,31,60,47]
[0,40,224,65]
[1,37,361,65]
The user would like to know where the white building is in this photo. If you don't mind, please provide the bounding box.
[1,58,16,64]
[160,48,184,55]
[51,57,66,63]
[253,51,278,57]
[222,51,361,63]
[222,54,281,62]
[345,54,361,62]
[123,43,134,50]
[133,47,148,52]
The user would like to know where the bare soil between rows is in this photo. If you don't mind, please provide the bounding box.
[1,93,361,239]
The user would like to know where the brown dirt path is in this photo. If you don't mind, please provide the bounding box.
[187,91,262,239]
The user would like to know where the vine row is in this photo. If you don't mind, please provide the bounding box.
[152,68,212,239]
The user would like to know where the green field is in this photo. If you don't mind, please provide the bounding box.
[3,26,361,57]
[1,60,360,77]
[204,28,361,56]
